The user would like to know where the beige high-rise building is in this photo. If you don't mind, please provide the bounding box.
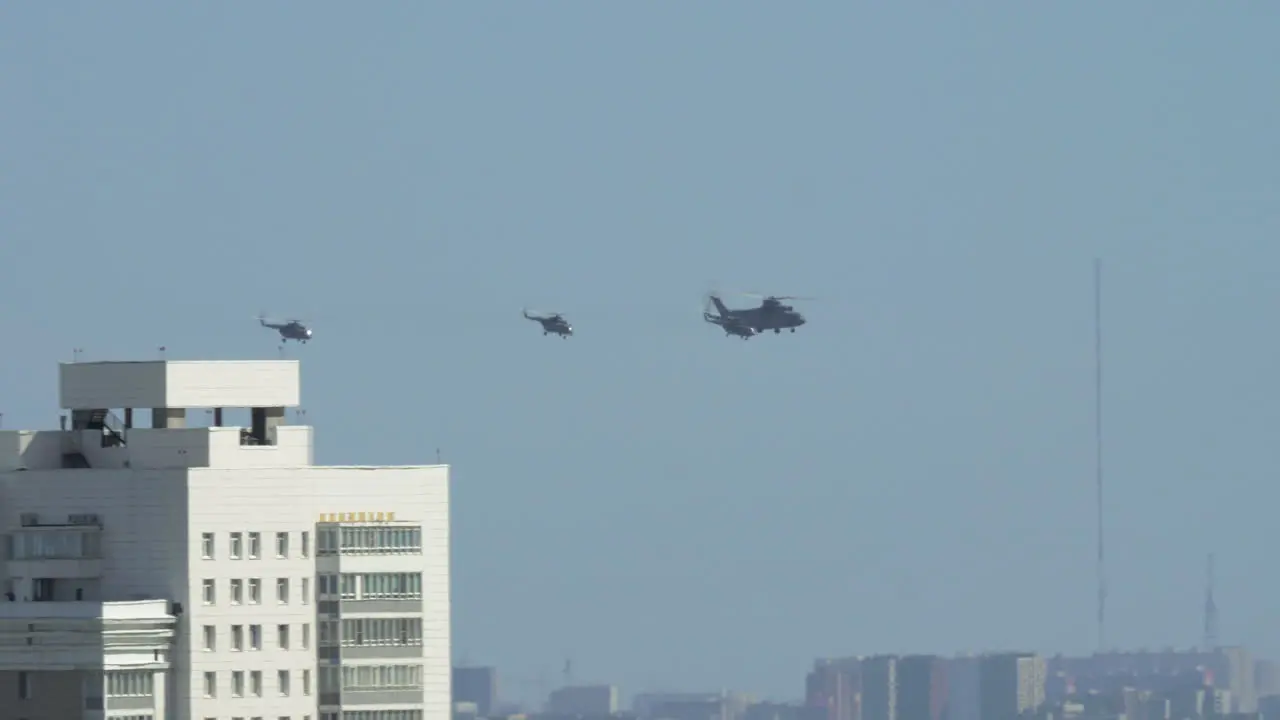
[0,358,451,720]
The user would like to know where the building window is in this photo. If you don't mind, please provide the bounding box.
[18,671,31,699]
[202,579,215,605]
[340,572,422,600]
[250,670,262,697]
[302,669,311,695]
[278,669,290,696]
[248,532,261,559]
[340,618,424,647]
[249,578,262,604]
[203,671,216,698]
[107,671,154,697]
[230,532,243,559]
[276,531,289,558]
[250,624,262,650]
[301,530,310,558]
[201,533,215,559]
[232,671,245,697]
[9,529,103,560]
[202,625,216,651]
[318,620,338,646]
[301,577,310,605]
[318,527,337,555]
[231,578,244,605]
[277,578,289,604]
[278,624,290,649]
[339,664,424,691]
[339,574,357,600]
[337,525,423,555]
[301,623,310,649]
[231,624,244,651]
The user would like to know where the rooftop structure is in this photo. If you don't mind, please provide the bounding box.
[3,360,309,472]
[1,358,451,720]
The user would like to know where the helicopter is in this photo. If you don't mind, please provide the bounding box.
[704,292,809,336]
[257,314,313,344]
[523,309,573,338]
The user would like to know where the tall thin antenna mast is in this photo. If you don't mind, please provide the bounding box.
[1203,552,1219,649]
[1095,258,1107,653]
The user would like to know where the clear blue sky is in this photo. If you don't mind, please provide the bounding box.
[3,1,1279,702]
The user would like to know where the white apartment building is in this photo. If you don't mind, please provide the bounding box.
[0,359,451,720]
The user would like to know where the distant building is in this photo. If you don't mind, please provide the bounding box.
[1047,646,1257,713]
[456,666,500,716]
[807,658,862,720]
[977,653,1044,720]
[944,656,980,720]
[549,685,620,716]
[895,655,946,720]
[745,701,826,720]
[1257,659,1280,699]
[861,656,897,720]
[634,691,753,720]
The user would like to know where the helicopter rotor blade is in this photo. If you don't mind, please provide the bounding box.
[740,292,816,302]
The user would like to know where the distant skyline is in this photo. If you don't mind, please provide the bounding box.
[4,2,1280,700]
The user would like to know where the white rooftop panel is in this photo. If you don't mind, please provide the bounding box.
[59,360,300,409]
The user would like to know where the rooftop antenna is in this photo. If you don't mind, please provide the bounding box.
[1094,258,1107,653]
[73,348,84,363]
[563,657,573,687]
[158,346,167,359]
[1203,552,1219,649]
[436,448,442,464]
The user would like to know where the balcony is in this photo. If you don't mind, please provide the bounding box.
[0,599,177,670]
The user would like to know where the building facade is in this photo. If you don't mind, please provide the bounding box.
[806,658,861,720]
[547,685,619,715]
[977,653,1044,720]
[0,359,451,720]
[893,655,944,720]
[859,656,896,720]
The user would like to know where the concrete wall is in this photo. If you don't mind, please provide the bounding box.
[0,670,88,720]
[59,360,300,410]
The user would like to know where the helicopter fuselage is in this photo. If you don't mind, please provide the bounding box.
[262,321,313,343]
[706,296,806,336]
[538,319,573,337]
[703,313,757,339]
